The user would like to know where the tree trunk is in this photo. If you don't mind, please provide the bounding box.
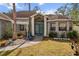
[12,3,17,40]
[28,3,31,36]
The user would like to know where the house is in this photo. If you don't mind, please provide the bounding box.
[7,11,72,38]
[0,13,13,39]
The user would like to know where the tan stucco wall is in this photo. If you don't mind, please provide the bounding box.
[0,19,12,39]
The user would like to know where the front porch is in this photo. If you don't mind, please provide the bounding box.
[31,13,47,37]
[15,13,72,39]
[31,13,72,38]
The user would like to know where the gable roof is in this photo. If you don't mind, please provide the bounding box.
[6,11,36,19]
[5,11,71,21]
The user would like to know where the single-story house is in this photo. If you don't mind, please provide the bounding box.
[7,11,72,38]
[0,13,13,39]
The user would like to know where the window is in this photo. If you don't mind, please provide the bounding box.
[59,27,67,31]
[50,27,56,31]
[19,24,25,31]
[69,22,72,31]
[50,23,56,31]
[47,18,49,20]
[69,27,72,31]
[59,22,67,31]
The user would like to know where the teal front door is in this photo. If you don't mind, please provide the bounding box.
[35,22,44,36]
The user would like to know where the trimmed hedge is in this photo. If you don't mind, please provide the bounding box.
[49,32,57,38]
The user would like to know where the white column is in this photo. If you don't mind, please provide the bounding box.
[67,21,69,31]
[31,17,34,36]
[56,22,59,32]
[48,23,50,35]
[26,24,28,37]
[44,16,47,37]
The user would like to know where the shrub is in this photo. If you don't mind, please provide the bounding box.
[2,24,13,39]
[60,33,65,38]
[67,31,78,39]
[2,31,13,39]
[49,32,57,38]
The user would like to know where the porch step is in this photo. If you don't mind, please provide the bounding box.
[33,36,43,41]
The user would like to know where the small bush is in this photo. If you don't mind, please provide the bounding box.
[67,31,78,39]
[2,24,13,39]
[49,32,57,38]
[60,33,65,38]
[2,31,13,39]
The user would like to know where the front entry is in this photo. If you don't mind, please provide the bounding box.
[35,22,44,36]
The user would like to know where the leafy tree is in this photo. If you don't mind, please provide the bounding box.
[55,4,68,16]
[69,3,79,21]
[33,6,40,11]
[56,3,79,22]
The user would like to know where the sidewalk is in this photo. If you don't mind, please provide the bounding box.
[0,36,42,51]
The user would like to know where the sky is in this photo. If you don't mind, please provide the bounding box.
[0,3,65,14]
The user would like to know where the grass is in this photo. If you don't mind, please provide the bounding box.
[0,39,74,56]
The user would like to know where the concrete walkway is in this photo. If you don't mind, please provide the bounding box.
[0,36,42,51]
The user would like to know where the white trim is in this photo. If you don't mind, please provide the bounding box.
[0,17,14,24]
[16,22,29,24]
[16,17,29,19]
[31,13,45,18]
[47,19,72,22]
[31,13,38,18]
[0,13,13,23]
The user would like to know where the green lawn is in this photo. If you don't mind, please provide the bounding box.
[0,39,75,56]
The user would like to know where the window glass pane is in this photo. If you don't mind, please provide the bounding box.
[50,23,56,31]
[19,24,24,31]
[59,22,67,31]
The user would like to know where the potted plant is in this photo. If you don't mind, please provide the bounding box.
[17,32,24,39]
